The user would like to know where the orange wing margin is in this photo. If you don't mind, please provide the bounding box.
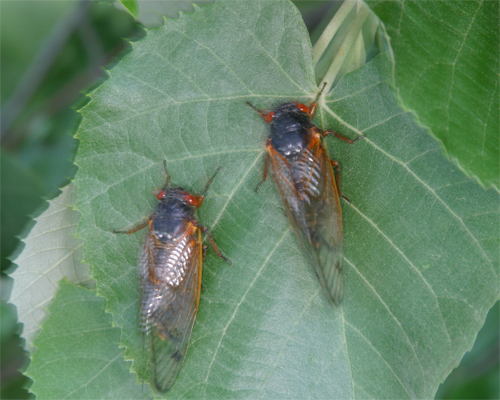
[140,223,203,391]
[267,131,344,304]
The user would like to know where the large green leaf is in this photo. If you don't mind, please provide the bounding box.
[24,0,498,397]
[28,280,151,399]
[368,0,500,190]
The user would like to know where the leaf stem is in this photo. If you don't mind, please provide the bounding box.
[312,0,357,66]
[319,4,369,95]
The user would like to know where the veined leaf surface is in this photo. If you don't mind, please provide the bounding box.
[24,0,499,398]
[368,0,500,190]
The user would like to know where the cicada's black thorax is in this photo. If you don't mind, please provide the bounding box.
[270,103,314,160]
[152,187,196,243]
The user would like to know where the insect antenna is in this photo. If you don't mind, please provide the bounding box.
[246,101,261,113]
[162,160,171,188]
[201,166,222,197]
[314,81,328,103]
[246,101,275,123]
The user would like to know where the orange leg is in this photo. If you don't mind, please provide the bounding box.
[113,218,152,234]
[331,160,351,203]
[323,130,365,144]
[255,151,270,192]
[308,101,318,120]
[194,223,231,265]
[114,219,158,283]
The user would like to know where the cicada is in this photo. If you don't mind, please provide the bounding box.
[114,165,229,392]
[247,93,363,305]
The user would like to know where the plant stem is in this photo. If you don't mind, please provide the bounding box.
[312,0,357,66]
[319,4,369,95]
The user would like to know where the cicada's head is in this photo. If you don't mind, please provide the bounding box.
[152,187,200,241]
[268,102,314,159]
[156,187,202,217]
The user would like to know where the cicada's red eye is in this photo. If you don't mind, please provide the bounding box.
[184,194,198,206]
[264,111,275,123]
[296,104,309,113]
[157,191,167,200]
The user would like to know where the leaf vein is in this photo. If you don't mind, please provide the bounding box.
[174,30,255,95]
[152,50,211,99]
[340,307,355,399]
[444,0,483,138]
[347,201,453,347]
[223,3,309,95]
[257,289,320,398]
[203,228,290,397]
[345,320,414,399]
[345,256,426,387]
[61,350,126,400]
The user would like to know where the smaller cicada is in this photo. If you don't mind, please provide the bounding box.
[247,91,363,305]
[114,165,229,392]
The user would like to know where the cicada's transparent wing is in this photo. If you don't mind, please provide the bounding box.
[303,139,344,304]
[140,226,202,392]
[268,133,344,305]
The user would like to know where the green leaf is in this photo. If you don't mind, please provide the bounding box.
[119,0,140,18]
[69,0,498,398]
[367,0,500,190]
[27,280,153,399]
[10,183,92,354]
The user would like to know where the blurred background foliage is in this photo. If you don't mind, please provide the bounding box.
[1,1,141,397]
[0,1,497,399]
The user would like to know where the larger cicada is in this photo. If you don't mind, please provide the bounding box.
[114,165,229,392]
[247,93,363,305]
